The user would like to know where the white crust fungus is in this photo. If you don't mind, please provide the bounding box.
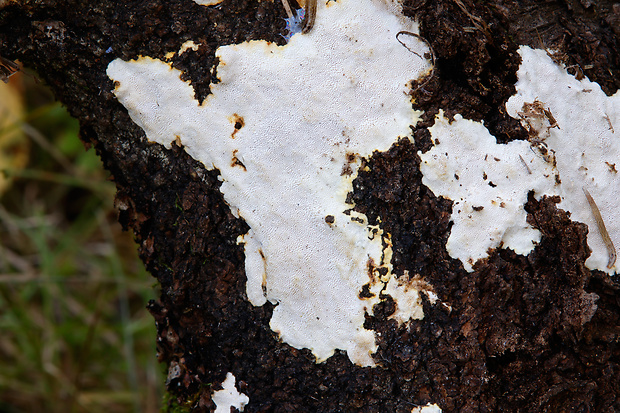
[411,403,443,413]
[507,46,620,275]
[419,112,557,272]
[193,0,224,6]
[384,271,438,325]
[212,372,249,413]
[420,46,620,275]
[107,0,432,366]
[178,40,200,55]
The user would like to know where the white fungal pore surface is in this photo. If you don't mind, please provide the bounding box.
[411,403,443,413]
[383,270,439,324]
[193,0,223,6]
[419,112,557,272]
[420,46,620,275]
[507,46,620,275]
[107,0,431,366]
[212,372,249,413]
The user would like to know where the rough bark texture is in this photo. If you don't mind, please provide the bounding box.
[1,0,619,411]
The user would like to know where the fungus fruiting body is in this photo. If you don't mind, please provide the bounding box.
[192,0,223,6]
[420,46,620,275]
[507,46,620,275]
[410,403,443,413]
[107,0,432,367]
[107,0,618,408]
[419,111,556,272]
[211,373,249,413]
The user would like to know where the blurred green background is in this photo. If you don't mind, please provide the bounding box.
[0,70,162,412]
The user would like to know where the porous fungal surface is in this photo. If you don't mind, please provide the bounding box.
[410,404,443,413]
[420,46,620,275]
[507,46,620,275]
[419,111,556,272]
[107,0,432,367]
[192,0,223,6]
[211,373,249,413]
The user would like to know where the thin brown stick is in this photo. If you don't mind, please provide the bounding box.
[583,187,616,268]
[280,0,294,19]
[518,155,532,174]
[301,0,317,34]
[396,31,436,94]
[604,113,615,133]
[452,0,491,40]
[0,56,20,83]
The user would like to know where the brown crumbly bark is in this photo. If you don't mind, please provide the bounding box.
[1,0,618,411]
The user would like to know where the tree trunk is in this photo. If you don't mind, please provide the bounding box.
[1,0,619,411]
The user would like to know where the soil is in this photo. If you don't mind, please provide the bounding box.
[1,0,619,411]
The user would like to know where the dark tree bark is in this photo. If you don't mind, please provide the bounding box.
[1,0,619,411]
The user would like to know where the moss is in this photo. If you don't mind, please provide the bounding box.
[161,390,193,413]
